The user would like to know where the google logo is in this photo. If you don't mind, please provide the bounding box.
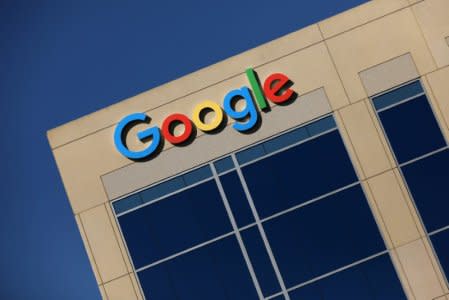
[114,68,296,160]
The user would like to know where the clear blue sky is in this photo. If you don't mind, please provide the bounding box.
[0,0,369,298]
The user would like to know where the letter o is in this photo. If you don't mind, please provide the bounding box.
[161,113,193,145]
[192,100,224,132]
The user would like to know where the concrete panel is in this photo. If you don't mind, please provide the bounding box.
[389,249,416,300]
[319,0,409,39]
[254,42,349,110]
[395,238,445,300]
[422,235,449,296]
[360,181,393,249]
[360,53,419,97]
[421,76,449,144]
[52,127,128,213]
[366,95,397,166]
[104,203,133,273]
[103,275,139,300]
[432,294,449,300]
[47,25,322,149]
[102,88,331,200]
[129,274,144,300]
[393,168,427,237]
[338,100,392,179]
[425,66,449,138]
[79,205,128,283]
[413,0,449,68]
[326,8,436,103]
[75,215,102,284]
[366,170,421,247]
[99,285,107,300]
[333,112,365,179]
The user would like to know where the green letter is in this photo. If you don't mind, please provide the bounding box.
[245,68,268,110]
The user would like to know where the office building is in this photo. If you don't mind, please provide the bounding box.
[47,0,449,299]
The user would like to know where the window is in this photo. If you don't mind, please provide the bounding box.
[241,130,358,218]
[241,227,281,296]
[402,149,449,232]
[112,115,404,299]
[289,254,405,299]
[431,230,449,278]
[371,80,449,283]
[263,185,385,287]
[118,180,231,269]
[377,94,445,164]
[137,235,259,300]
[219,171,254,228]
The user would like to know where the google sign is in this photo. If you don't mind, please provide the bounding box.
[114,68,296,160]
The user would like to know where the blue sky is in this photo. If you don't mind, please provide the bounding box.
[0,0,369,298]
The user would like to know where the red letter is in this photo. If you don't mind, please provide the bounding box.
[263,73,294,104]
[161,113,193,145]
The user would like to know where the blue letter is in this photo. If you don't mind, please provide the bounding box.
[223,87,259,132]
[114,113,161,160]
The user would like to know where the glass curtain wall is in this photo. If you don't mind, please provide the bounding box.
[112,115,406,300]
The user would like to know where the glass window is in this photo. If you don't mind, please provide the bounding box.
[118,180,232,269]
[137,235,259,300]
[236,116,337,166]
[183,165,212,185]
[237,144,266,165]
[241,131,358,218]
[377,94,446,164]
[264,185,385,287]
[241,226,281,297]
[289,254,405,300]
[219,171,254,227]
[263,126,309,155]
[214,156,234,174]
[431,230,449,278]
[373,81,423,111]
[140,176,185,204]
[305,115,336,136]
[401,149,449,232]
[113,194,142,214]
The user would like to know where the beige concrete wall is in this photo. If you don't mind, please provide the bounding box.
[48,0,449,298]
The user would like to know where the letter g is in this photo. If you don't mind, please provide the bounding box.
[114,113,161,160]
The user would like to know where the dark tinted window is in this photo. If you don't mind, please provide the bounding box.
[373,80,423,110]
[289,254,405,300]
[263,126,309,154]
[183,165,212,185]
[140,176,185,204]
[113,194,142,214]
[214,156,234,174]
[242,131,358,218]
[235,116,337,166]
[237,144,266,165]
[378,95,446,164]
[264,185,385,287]
[431,230,449,278]
[402,149,449,232]
[241,226,281,296]
[306,115,336,136]
[137,235,259,300]
[219,171,254,227]
[118,180,232,268]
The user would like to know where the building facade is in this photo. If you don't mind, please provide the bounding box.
[47,0,449,299]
